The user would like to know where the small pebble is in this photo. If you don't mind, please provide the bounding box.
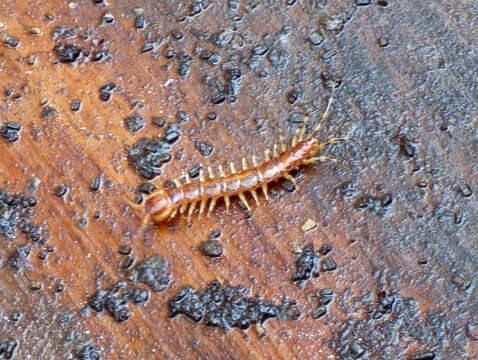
[199,239,223,258]
[321,258,337,272]
[54,184,69,197]
[378,37,389,47]
[308,32,323,45]
[152,117,165,127]
[189,165,202,178]
[301,219,317,232]
[319,243,332,256]
[135,16,146,29]
[118,245,132,255]
[41,106,57,119]
[71,100,82,112]
[125,114,145,132]
[90,176,102,192]
[206,112,217,121]
[137,182,155,194]
[312,306,327,319]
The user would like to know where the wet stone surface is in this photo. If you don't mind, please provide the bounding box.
[328,293,469,359]
[168,280,300,331]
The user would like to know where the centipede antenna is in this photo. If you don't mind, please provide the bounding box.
[303,155,338,165]
[134,213,151,242]
[318,136,351,150]
[310,82,336,138]
[126,200,144,211]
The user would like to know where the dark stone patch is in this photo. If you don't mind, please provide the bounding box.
[168,280,300,331]
[41,106,57,119]
[86,281,150,323]
[53,43,86,64]
[127,137,172,179]
[98,83,116,102]
[0,189,48,244]
[0,122,22,142]
[75,344,101,360]
[7,244,31,272]
[133,255,171,292]
[292,244,317,283]
[195,140,214,157]
[124,114,145,133]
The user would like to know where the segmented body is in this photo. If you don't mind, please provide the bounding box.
[132,86,349,223]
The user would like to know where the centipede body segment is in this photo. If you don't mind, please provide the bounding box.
[131,86,350,223]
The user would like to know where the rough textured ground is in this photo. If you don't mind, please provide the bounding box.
[0,0,476,359]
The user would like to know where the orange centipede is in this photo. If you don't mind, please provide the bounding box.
[130,86,350,224]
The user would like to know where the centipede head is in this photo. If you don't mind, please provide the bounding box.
[144,190,174,222]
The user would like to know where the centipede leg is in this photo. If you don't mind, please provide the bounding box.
[250,189,260,206]
[262,184,269,200]
[208,197,217,217]
[238,192,251,211]
[283,173,299,191]
[179,204,187,214]
[224,196,230,210]
[273,143,279,157]
[169,208,178,220]
[199,199,207,217]
[187,202,197,222]
[292,127,300,147]
[279,129,286,153]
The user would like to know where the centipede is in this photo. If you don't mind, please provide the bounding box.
[129,86,350,224]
